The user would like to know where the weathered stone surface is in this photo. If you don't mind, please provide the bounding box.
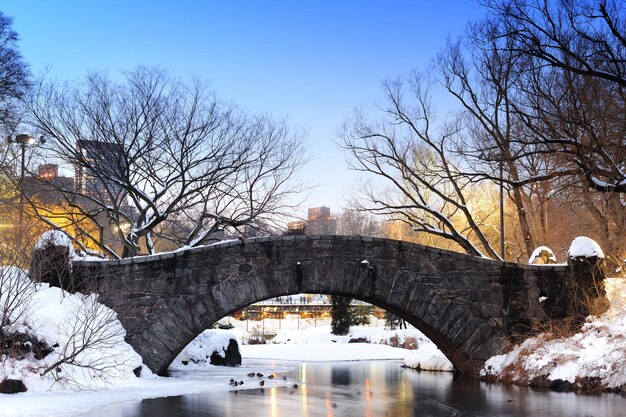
[30,243,75,291]
[69,235,605,376]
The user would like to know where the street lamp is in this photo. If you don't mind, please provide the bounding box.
[7,133,46,232]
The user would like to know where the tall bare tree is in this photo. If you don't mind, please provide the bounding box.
[484,0,626,193]
[0,10,31,219]
[25,67,305,258]
[0,11,30,136]
[437,22,545,257]
[341,74,501,259]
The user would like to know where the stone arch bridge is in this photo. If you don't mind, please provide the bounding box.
[67,235,605,376]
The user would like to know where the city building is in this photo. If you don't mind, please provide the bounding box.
[75,139,126,205]
[286,206,337,235]
[22,164,74,205]
[286,220,306,235]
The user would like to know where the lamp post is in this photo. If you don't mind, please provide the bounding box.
[7,134,45,239]
[481,150,506,261]
[499,161,505,260]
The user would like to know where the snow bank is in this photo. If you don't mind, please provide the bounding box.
[568,236,604,259]
[270,325,431,346]
[403,344,454,372]
[249,325,453,371]
[482,277,626,390]
[242,342,410,361]
[169,329,239,371]
[0,267,147,392]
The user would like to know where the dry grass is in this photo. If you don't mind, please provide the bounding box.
[384,335,418,350]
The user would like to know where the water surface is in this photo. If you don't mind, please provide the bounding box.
[85,360,625,417]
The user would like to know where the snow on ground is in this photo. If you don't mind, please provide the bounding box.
[171,323,453,371]
[482,277,626,389]
[269,324,430,345]
[242,342,409,361]
[242,324,453,371]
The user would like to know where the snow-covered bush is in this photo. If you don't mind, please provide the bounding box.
[0,267,147,392]
[481,278,626,391]
[0,266,37,361]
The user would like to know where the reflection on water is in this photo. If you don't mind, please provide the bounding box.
[85,360,626,417]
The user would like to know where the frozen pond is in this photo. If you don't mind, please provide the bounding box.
[83,360,625,417]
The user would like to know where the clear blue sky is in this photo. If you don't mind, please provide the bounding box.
[3,1,484,215]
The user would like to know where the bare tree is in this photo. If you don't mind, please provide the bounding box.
[336,208,382,237]
[341,74,501,259]
[25,67,306,258]
[0,10,32,240]
[0,11,30,136]
[437,23,544,257]
[41,293,133,390]
[0,265,36,360]
[484,0,626,193]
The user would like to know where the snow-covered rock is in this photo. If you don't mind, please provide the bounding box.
[33,230,75,256]
[568,236,604,259]
[528,246,557,264]
[403,344,454,372]
[30,230,77,292]
[169,329,241,370]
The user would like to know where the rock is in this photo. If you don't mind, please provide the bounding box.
[348,337,368,343]
[0,379,27,394]
[224,339,242,366]
[550,379,572,392]
[0,330,52,361]
[529,375,551,388]
[529,246,557,265]
[133,366,142,377]
[30,232,76,291]
[209,338,242,367]
[210,351,226,366]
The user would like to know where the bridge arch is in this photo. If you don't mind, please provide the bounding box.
[69,235,602,376]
